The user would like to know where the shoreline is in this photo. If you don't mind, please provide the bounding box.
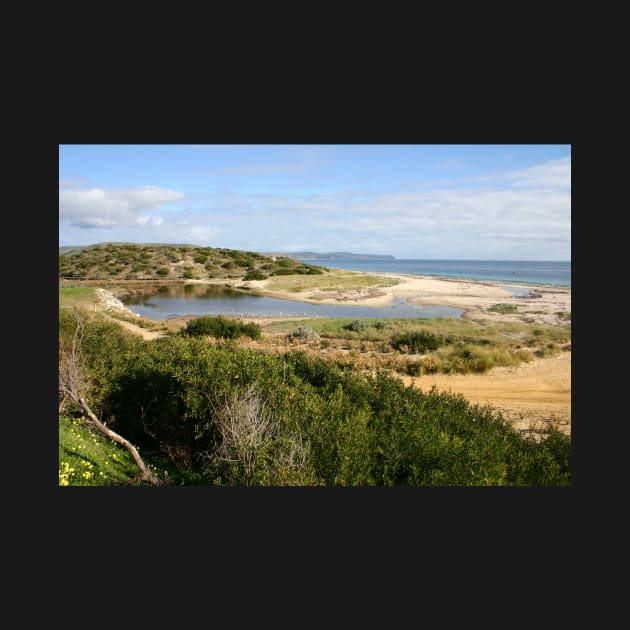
[100,269,571,328]
[215,270,571,327]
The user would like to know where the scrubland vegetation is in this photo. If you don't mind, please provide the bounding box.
[59,306,571,486]
[59,245,570,486]
[59,243,326,281]
[263,317,569,376]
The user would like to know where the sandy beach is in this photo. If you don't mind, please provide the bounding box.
[230,271,571,327]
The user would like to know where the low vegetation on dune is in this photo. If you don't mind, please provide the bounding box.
[260,317,570,376]
[262,269,400,295]
[59,306,571,486]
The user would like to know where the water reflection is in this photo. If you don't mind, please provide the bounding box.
[123,284,465,320]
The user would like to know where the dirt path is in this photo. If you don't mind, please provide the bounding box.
[400,351,571,435]
[104,316,167,341]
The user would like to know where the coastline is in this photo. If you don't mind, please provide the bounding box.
[212,270,571,327]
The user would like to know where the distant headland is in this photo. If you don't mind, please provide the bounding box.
[274,252,397,261]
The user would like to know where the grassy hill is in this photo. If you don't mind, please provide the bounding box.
[59,242,327,281]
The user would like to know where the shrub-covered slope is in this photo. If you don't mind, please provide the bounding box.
[59,310,571,486]
[59,242,325,281]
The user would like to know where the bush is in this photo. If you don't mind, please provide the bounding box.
[244,271,268,281]
[488,303,518,314]
[59,313,572,486]
[344,319,368,332]
[156,267,170,276]
[456,346,495,373]
[405,360,422,376]
[271,268,298,276]
[391,330,442,353]
[182,316,261,340]
[290,325,320,340]
[420,354,440,374]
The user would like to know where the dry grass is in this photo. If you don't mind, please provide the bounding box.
[263,269,400,294]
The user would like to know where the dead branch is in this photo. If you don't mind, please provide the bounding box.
[59,309,161,486]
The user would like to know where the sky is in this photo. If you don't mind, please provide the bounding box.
[59,144,571,260]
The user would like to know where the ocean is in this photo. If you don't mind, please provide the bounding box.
[304,259,571,288]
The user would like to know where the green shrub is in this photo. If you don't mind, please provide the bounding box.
[344,319,369,332]
[156,267,170,276]
[488,303,518,314]
[456,345,495,373]
[391,330,442,353]
[59,312,572,487]
[181,316,261,340]
[271,268,298,276]
[244,271,268,281]
[275,257,294,267]
[290,325,320,340]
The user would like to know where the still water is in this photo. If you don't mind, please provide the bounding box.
[122,284,466,320]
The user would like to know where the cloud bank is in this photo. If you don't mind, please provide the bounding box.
[59,157,570,260]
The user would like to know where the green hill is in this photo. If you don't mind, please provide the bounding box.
[59,242,327,281]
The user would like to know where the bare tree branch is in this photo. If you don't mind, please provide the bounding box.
[59,309,161,486]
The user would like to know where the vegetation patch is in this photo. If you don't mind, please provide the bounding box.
[59,243,328,281]
[59,309,571,486]
[391,330,442,354]
[488,303,519,314]
[181,316,262,340]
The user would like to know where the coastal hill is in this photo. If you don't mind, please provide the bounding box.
[59,242,328,281]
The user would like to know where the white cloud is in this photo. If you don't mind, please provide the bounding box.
[59,157,570,259]
[507,157,571,189]
[59,185,185,229]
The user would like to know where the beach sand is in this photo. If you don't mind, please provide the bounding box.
[223,271,571,327]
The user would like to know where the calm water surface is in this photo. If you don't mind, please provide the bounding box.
[123,285,466,320]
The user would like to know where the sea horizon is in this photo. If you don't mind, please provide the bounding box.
[305,258,571,288]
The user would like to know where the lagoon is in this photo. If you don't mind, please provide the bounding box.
[122,284,465,320]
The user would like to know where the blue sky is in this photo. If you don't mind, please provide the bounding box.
[59,144,571,260]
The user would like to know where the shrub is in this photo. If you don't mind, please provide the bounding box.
[344,319,369,332]
[275,257,294,267]
[515,349,536,362]
[244,271,268,281]
[420,354,440,374]
[488,303,518,314]
[156,267,170,276]
[290,325,320,340]
[271,268,298,276]
[59,313,572,486]
[182,316,261,340]
[405,360,422,376]
[536,344,561,358]
[391,330,442,353]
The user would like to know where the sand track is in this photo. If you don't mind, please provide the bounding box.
[400,351,571,435]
